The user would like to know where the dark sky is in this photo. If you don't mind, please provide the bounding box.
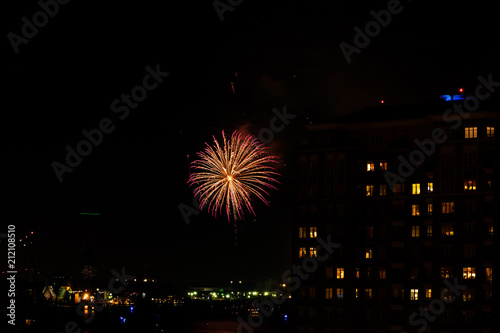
[3,0,499,286]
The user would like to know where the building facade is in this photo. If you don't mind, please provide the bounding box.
[291,99,499,333]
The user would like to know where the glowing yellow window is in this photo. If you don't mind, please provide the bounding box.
[309,227,317,238]
[412,204,420,216]
[367,161,375,171]
[441,202,454,214]
[299,247,307,258]
[464,180,476,191]
[410,289,418,301]
[411,226,420,237]
[365,248,373,259]
[366,185,374,196]
[486,267,492,282]
[412,183,420,195]
[298,227,307,238]
[309,247,317,257]
[336,288,343,299]
[465,127,477,139]
[337,268,344,279]
[463,267,476,279]
[426,289,432,299]
[379,160,387,170]
[486,126,494,137]
[427,182,433,193]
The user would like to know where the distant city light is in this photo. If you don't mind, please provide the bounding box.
[381,100,384,104]
[459,88,464,92]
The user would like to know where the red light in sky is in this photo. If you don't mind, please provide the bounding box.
[459,88,464,92]
[381,100,384,104]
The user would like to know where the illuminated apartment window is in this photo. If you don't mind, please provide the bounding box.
[309,247,317,258]
[380,160,388,170]
[337,268,344,279]
[441,202,454,214]
[299,247,307,258]
[427,182,433,193]
[463,267,476,279]
[441,266,452,279]
[487,126,495,137]
[366,185,374,196]
[442,225,454,236]
[366,226,374,238]
[365,288,372,300]
[325,288,333,300]
[365,248,373,259]
[412,183,420,195]
[426,289,432,299]
[379,268,386,279]
[309,227,317,238]
[298,227,307,238]
[355,288,359,299]
[462,288,473,301]
[465,127,477,139]
[379,184,387,196]
[355,268,360,279]
[326,267,334,279]
[442,288,453,301]
[464,179,477,191]
[486,267,493,283]
[427,203,433,216]
[411,226,420,237]
[336,288,343,299]
[410,289,418,301]
[411,204,420,216]
[367,161,375,171]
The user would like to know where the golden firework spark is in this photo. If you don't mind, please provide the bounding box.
[188,130,280,220]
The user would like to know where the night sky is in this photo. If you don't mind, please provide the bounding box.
[3,0,499,286]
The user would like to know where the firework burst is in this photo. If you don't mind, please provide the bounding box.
[188,130,280,220]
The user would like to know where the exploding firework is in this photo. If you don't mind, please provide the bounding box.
[188,130,280,220]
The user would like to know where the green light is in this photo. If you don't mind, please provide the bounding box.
[80,213,100,215]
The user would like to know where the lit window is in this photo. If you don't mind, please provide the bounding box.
[367,161,375,171]
[442,225,454,236]
[426,289,432,299]
[326,267,334,279]
[379,184,387,196]
[365,248,373,259]
[355,268,360,279]
[410,289,418,301]
[336,268,344,279]
[379,268,386,279]
[411,226,419,237]
[427,182,433,193]
[486,267,492,283]
[441,266,452,279]
[487,126,495,137]
[325,288,333,300]
[309,247,317,258]
[426,225,433,237]
[463,267,476,279]
[412,183,420,195]
[379,160,388,170]
[309,227,317,238]
[355,288,359,299]
[365,288,372,299]
[299,247,307,258]
[366,185,374,196]
[411,204,420,216]
[441,202,454,214]
[462,288,473,301]
[427,203,433,216]
[488,226,494,238]
[465,127,477,139]
[336,288,343,299]
[464,179,477,191]
[298,227,307,238]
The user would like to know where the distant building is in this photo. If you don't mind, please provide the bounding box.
[291,98,499,333]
